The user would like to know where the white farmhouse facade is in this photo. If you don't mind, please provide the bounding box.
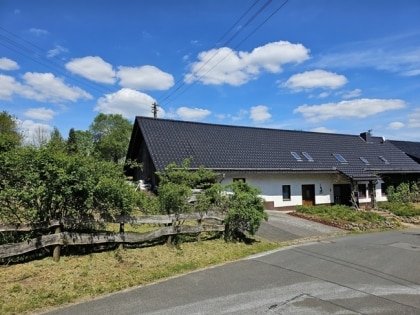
[125,117,420,210]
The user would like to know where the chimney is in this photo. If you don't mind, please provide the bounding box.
[360,130,372,143]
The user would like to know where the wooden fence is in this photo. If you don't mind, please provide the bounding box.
[0,212,225,262]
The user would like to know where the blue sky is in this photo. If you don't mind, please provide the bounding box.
[1,0,420,143]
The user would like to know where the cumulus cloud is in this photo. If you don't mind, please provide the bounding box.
[408,108,420,128]
[94,88,161,119]
[21,72,92,102]
[65,56,116,84]
[0,57,19,70]
[284,70,347,91]
[29,28,48,36]
[176,107,211,121]
[342,88,362,99]
[388,122,404,130]
[294,98,405,123]
[185,41,310,86]
[24,107,56,121]
[250,105,271,123]
[47,45,68,58]
[117,65,174,90]
[311,126,336,133]
[0,74,20,99]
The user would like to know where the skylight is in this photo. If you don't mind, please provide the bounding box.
[291,151,302,161]
[379,155,390,164]
[360,157,370,165]
[302,152,314,162]
[333,153,347,164]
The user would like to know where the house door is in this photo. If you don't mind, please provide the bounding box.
[302,184,315,206]
[333,184,351,205]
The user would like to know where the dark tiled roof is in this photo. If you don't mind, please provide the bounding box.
[390,140,420,163]
[128,117,420,180]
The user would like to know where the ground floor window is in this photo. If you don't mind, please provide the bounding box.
[282,185,291,200]
[358,184,367,198]
[381,183,387,196]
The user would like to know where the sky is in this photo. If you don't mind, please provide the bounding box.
[1,0,420,143]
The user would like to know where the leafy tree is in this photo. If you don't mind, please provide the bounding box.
[223,180,268,241]
[45,127,66,152]
[0,146,138,224]
[66,128,78,154]
[89,113,132,163]
[0,110,22,151]
[74,130,94,156]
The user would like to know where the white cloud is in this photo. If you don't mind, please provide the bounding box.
[408,108,420,128]
[29,28,48,36]
[19,119,52,145]
[65,56,116,84]
[176,107,211,121]
[318,92,330,98]
[117,65,174,90]
[284,70,347,91]
[250,105,271,123]
[185,41,310,86]
[0,74,20,99]
[0,57,19,70]
[342,88,362,99]
[47,45,68,58]
[388,122,404,130]
[311,126,336,133]
[24,107,56,121]
[294,98,406,123]
[95,88,161,119]
[21,72,92,103]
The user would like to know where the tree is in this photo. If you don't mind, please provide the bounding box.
[0,111,22,151]
[66,128,78,154]
[89,113,132,163]
[74,130,94,156]
[223,180,268,241]
[0,146,139,224]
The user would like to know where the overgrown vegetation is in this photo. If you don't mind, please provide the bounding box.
[386,181,420,203]
[295,205,385,224]
[378,202,420,217]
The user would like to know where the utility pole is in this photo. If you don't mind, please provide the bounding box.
[152,102,159,119]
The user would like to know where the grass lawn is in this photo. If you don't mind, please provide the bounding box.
[0,236,279,315]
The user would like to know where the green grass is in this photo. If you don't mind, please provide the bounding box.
[0,237,279,315]
[378,202,420,217]
[295,205,385,224]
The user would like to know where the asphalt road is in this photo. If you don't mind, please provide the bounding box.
[39,227,420,315]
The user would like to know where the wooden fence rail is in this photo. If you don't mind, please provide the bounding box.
[0,212,225,261]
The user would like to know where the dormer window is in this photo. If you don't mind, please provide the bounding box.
[333,153,347,164]
[291,151,302,161]
[360,157,370,165]
[302,152,314,162]
[379,156,390,164]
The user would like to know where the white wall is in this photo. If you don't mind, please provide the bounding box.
[222,173,387,208]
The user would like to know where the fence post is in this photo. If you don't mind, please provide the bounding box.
[119,222,125,250]
[52,225,61,262]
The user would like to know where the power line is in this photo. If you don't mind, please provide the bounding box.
[0,26,114,95]
[159,0,289,107]
[157,0,273,105]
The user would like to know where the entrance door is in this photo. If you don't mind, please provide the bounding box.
[333,184,351,205]
[302,184,315,206]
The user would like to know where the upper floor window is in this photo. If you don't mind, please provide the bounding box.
[291,152,302,161]
[360,157,370,165]
[379,156,390,164]
[302,152,314,162]
[333,153,347,164]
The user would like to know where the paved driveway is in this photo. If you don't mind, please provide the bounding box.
[256,210,344,242]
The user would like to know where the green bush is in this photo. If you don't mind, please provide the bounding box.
[379,202,420,217]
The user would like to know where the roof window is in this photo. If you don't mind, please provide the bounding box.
[291,151,302,161]
[360,157,370,165]
[333,153,347,164]
[378,155,390,164]
[302,152,314,162]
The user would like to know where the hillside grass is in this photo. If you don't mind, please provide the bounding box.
[0,235,279,315]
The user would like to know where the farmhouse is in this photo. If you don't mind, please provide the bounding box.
[125,116,420,210]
